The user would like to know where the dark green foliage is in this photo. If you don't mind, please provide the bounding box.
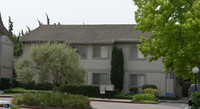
[114,94,134,99]
[191,92,200,107]
[13,35,23,56]
[12,93,90,108]
[26,26,31,32]
[58,84,99,97]
[8,16,13,35]
[4,88,51,93]
[45,13,50,25]
[0,13,3,25]
[1,78,10,90]
[37,19,43,26]
[129,87,138,94]
[111,46,124,91]
[11,78,20,88]
[11,105,21,109]
[34,83,53,90]
[182,81,192,97]
[142,84,157,90]
[20,82,35,89]
[58,84,119,98]
[132,93,158,102]
[156,96,178,100]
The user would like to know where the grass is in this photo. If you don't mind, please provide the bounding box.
[3,88,52,94]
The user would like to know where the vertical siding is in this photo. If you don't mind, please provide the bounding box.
[1,68,13,78]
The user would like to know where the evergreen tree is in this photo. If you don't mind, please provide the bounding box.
[45,13,50,25]
[37,19,43,26]
[26,26,31,32]
[0,12,3,25]
[21,29,24,36]
[8,16,13,35]
[111,46,124,91]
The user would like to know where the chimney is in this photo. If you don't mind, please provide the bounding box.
[58,22,60,26]
[54,23,56,27]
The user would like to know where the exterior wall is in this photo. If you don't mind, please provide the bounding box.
[0,35,14,79]
[22,42,176,96]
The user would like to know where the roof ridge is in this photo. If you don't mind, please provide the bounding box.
[42,24,137,26]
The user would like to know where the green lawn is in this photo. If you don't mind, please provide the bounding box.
[3,88,52,94]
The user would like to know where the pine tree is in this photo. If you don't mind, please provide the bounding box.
[111,46,124,91]
[0,12,3,25]
[37,19,43,26]
[8,16,13,35]
[45,13,50,25]
[26,26,31,32]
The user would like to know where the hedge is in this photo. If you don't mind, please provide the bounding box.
[142,84,157,90]
[58,84,119,98]
[1,78,10,90]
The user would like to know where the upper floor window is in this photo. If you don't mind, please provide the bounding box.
[72,45,87,58]
[93,46,108,58]
[130,47,145,59]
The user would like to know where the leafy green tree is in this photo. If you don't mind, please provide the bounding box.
[8,16,13,35]
[45,13,50,25]
[15,42,86,92]
[13,33,23,56]
[133,0,200,80]
[111,46,124,91]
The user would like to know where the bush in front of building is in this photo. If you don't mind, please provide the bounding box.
[190,91,200,107]
[132,93,158,102]
[58,84,120,98]
[143,88,158,95]
[129,87,138,94]
[12,92,90,108]
[1,78,10,90]
[142,84,157,90]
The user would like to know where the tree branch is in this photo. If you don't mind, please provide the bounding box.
[185,0,192,5]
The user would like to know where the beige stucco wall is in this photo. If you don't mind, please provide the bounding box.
[22,42,175,96]
[0,35,14,79]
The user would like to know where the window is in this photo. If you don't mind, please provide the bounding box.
[130,75,145,87]
[93,73,108,85]
[130,47,144,59]
[93,46,108,58]
[72,46,87,58]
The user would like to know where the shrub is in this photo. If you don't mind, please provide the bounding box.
[114,94,133,99]
[12,92,90,108]
[190,91,200,107]
[142,84,157,90]
[143,88,158,95]
[156,96,178,100]
[132,93,158,102]
[129,87,138,94]
[20,82,35,89]
[34,83,53,90]
[11,78,20,88]
[58,84,119,98]
[1,78,10,90]
[11,105,21,109]
[58,85,99,97]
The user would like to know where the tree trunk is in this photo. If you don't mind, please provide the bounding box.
[52,78,57,93]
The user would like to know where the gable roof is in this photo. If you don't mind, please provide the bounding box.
[21,24,150,44]
[0,23,16,44]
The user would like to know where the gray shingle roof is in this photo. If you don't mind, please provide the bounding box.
[21,24,150,44]
[0,23,16,44]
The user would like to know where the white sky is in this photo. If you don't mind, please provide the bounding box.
[0,0,137,34]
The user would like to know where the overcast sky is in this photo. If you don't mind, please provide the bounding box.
[0,0,137,34]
